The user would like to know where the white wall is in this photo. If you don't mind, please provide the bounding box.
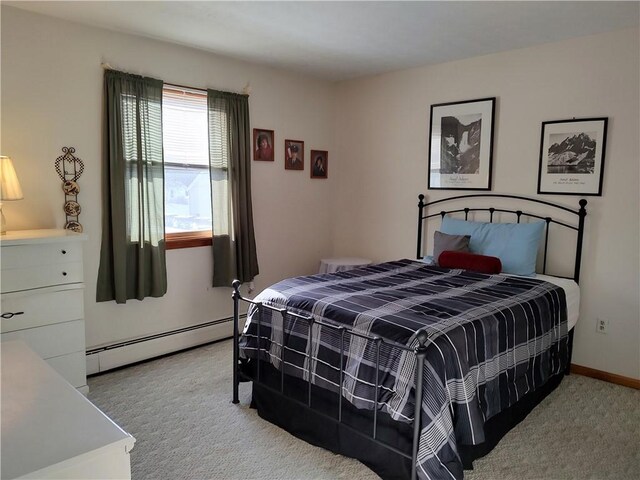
[333,28,640,379]
[1,7,336,349]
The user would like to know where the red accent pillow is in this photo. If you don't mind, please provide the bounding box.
[438,251,502,274]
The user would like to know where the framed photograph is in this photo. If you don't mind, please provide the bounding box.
[253,128,274,161]
[537,118,608,196]
[285,139,304,170]
[428,97,496,190]
[310,150,328,179]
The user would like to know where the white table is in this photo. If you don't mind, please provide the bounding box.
[319,257,373,274]
[1,341,135,479]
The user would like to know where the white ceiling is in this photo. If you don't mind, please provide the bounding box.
[7,1,640,81]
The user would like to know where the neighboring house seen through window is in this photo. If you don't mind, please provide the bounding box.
[162,85,213,249]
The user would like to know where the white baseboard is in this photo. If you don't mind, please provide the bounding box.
[86,321,232,375]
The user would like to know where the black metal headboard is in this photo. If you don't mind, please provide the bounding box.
[417,194,587,283]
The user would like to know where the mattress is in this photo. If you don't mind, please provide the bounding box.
[422,256,579,330]
[521,274,580,330]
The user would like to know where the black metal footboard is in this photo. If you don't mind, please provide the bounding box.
[231,280,427,480]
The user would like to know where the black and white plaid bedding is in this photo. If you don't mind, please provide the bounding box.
[239,259,569,480]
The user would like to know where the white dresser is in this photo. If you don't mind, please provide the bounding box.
[1,341,135,479]
[1,229,88,392]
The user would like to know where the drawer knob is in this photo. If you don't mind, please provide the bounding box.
[61,249,67,255]
[1,312,24,319]
[62,271,67,276]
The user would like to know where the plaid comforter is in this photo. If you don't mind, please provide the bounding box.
[239,259,569,480]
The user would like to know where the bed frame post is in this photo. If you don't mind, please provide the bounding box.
[567,199,586,375]
[573,199,588,285]
[411,330,429,480]
[232,279,242,404]
[417,194,425,259]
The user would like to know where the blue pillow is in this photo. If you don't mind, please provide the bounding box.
[440,216,545,276]
[421,255,436,266]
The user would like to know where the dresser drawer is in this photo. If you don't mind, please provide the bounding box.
[46,350,88,389]
[1,285,84,333]
[0,241,82,269]
[1,262,83,293]
[1,319,85,360]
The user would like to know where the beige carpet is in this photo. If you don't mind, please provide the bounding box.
[88,340,640,480]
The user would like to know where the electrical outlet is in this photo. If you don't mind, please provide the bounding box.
[596,318,609,334]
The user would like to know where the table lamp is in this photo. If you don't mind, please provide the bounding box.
[0,155,24,235]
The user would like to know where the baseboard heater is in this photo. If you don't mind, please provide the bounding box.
[86,314,246,375]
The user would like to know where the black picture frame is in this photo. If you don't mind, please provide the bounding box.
[428,97,496,190]
[537,117,608,196]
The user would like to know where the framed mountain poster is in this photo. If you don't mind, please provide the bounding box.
[537,118,608,196]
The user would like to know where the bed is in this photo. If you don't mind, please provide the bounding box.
[231,194,587,480]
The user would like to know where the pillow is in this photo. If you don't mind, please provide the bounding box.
[420,255,436,266]
[433,231,470,265]
[438,251,502,274]
[440,216,545,276]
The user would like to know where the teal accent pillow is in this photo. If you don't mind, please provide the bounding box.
[440,216,545,276]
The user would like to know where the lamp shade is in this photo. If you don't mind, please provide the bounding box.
[0,156,24,201]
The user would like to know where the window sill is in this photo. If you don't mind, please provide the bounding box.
[166,231,212,250]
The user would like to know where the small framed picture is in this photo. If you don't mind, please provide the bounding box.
[310,150,328,179]
[428,97,496,190]
[285,139,304,170]
[253,128,274,161]
[537,118,608,196]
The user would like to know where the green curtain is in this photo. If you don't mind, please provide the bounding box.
[97,70,167,303]
[207,90,259,286]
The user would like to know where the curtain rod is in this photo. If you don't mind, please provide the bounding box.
[100,62,251,96]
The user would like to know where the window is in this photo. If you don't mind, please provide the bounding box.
[162,85,212,249]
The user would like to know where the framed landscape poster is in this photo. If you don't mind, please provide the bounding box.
[537,118,608,196]
[428,97,495,190]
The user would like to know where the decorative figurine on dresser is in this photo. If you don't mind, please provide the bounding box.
[0,229,88,392]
